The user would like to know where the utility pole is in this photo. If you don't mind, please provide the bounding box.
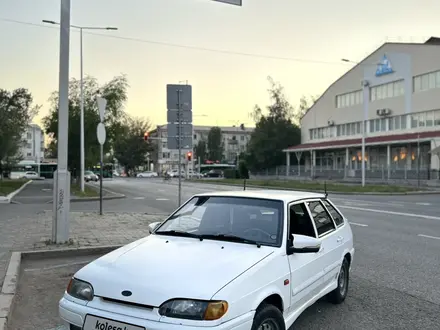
[177,89,182,207]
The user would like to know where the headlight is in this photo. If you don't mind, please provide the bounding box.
[66,278,94,301]
[159,299,228,321]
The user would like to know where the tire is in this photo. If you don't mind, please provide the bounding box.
[251,303,285,330]
[327,257,350,304]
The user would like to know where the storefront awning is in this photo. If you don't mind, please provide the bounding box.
[284,130,440,153]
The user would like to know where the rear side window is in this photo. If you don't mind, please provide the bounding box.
[307,201,336,236]
[322,200,344,226]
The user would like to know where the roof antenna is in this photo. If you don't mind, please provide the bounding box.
[324,181,328,198]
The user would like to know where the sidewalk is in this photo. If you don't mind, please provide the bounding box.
[0,208,163,288]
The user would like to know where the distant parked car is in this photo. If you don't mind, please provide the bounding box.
[205,169,223,178]
[84,171,99,182]
[22,171,40,180]
[137,171,158,178]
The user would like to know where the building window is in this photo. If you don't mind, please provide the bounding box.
[26,143,32,149]
[27,133,32,139]
[414,70,440,92]
[193,134,197,140]
[240,135,244,141]
[27,153,31,157]
[336,90,363,108]
[435,110,440,126]
[371,80,404,101]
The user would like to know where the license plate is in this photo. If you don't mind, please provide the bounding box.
[83,315,145,330]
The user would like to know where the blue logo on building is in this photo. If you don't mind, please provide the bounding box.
[375,54,394,77]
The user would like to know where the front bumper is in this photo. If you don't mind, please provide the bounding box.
[59,297,254,330]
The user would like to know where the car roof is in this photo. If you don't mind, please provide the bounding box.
[194,189,326,203]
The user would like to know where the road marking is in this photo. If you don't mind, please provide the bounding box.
[158,189,165,192]
[156,198,169,201]
[418,234,440,241]
[133,197,145,200]
[349,222,368,227]
[416,202,431,206]
[339,205,440,221]
[24,260,92,272]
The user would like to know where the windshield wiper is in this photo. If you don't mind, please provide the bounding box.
[200,234,261,248]
[155,230,204,241]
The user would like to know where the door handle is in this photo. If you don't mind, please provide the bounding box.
[337,236,343,243]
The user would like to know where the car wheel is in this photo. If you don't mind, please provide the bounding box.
[327,257,350,304]
[251,303,285,330]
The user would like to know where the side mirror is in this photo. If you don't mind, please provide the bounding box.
[287,234,321,255]
[148,221,162,234]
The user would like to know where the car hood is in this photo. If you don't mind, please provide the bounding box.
[75,235,274,307]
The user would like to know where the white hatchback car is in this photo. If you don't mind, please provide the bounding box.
[59,190,354,330]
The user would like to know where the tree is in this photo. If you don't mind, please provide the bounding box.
[113,116,153,175]
[194,140,207,163]
[0,88,40,175]
[207,127,224,162]
[293,94,319,125]
[42,75,129,174]
[245,77,303,171]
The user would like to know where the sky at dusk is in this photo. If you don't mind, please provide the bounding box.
[1,0,439,129]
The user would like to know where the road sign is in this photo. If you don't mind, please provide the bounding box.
[166,84,192,111]
[212,0,242,5]
[167,109,193,123]
[167,123,193,137]
[97,96,107,122]
[97,122,106,145]
[167,136,193,150]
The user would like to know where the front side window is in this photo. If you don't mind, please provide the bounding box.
[306,201,336,236]
[156,196,284,247]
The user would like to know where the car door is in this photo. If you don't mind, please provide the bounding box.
[287,201,324,311]
[305,200,342,291]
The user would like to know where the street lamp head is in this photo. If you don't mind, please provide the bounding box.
[106,27,118,30]
[42,20,58,25]
[341,58,350,62]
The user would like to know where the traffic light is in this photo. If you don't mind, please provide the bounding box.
[144,132,149,141]
[187,151,192,161]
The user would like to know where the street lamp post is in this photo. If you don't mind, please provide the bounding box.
[43,20,117,192]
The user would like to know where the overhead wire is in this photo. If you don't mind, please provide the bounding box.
[0,17,350,65]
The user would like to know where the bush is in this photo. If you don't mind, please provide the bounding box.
[223,169,238,179]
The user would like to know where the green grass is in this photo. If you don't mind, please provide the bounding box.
[191,179,422,193]
[71,184,99,198]
[0,179,29,196]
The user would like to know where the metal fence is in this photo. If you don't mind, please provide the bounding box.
[250,165,440,186]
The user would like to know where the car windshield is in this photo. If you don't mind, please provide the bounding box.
[155,196,284,247]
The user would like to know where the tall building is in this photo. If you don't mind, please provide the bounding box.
[284,37,440,178]
[150,124,254,172]
[21,124,45,162]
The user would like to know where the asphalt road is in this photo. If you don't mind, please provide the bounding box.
[5,178,440,329]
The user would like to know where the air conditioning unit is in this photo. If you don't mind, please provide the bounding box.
[376,109,382,116]
[383,108,392,116]
[328,120,335,126]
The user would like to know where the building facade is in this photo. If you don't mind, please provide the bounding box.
[284,38,440,181]
[21,124,45,162]
[150,124,254,172]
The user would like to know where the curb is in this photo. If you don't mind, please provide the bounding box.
[0,245,122,328]
[0,180,33,204]
[189,180,440,195]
